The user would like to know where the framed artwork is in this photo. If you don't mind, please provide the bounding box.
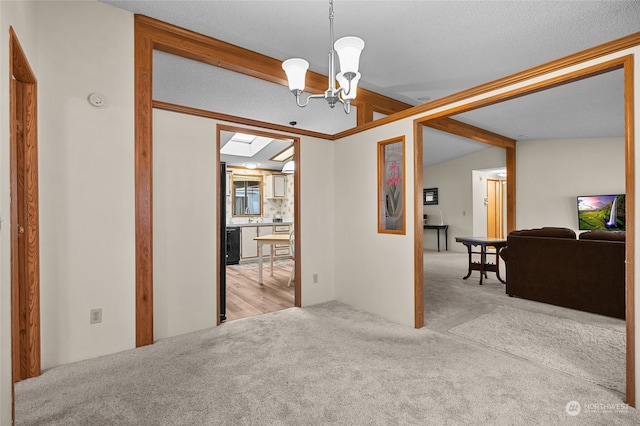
[378,136,406,234]
[423,187,438,205]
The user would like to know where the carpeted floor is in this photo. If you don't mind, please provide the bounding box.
[449,306,625,393]
[14,251,637,425]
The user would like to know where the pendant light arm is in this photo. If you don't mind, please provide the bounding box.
[291,90,330,108]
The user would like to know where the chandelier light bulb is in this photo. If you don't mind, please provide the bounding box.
[334,36,365,75]
[282,58,309,92]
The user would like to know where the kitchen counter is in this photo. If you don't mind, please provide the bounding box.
[226,222,292,227]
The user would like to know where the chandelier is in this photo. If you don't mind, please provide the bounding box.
[282,0,364,114]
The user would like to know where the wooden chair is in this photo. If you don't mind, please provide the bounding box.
[287,229,295,287]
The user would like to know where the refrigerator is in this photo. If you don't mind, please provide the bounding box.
[219,162,227,322]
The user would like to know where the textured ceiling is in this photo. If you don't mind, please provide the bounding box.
[100,0,639,167]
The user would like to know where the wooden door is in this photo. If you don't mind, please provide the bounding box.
[487,179,504,239]
[10,27,41,386]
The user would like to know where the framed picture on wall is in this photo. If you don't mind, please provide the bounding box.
[423,188,438,205]
[378,136,406,234]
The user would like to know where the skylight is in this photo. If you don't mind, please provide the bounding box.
[220,133,272,157]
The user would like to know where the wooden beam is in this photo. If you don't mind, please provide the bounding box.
[424,117,516,149]
[505,146,516,233]
[135,22,154,347]
[136,15,412,123]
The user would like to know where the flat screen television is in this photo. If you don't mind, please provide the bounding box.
[577,194,625,231]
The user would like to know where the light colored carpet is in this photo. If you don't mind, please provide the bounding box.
[15,301,639,425]
[449,306,625,393]
[14,251,638,425]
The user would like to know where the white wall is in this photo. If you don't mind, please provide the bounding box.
[153,110,218,339]
[1,0,639,416]
[423,147,505,252]
[152,109,336,332]
[334,121,415,326]
[0,1,39,423]
[299,134,336,306]
[37,1,135,367]
[516,137,625,232]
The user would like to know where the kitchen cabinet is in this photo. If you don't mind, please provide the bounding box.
[226,172,232,196]
[273,224,291,256]
[239,224,291,260]
[240,225,272,259]
[264,174,286,199]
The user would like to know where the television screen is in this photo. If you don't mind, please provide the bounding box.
[577,194,625,231]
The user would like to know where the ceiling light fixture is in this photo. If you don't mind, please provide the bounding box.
[282,0,364,114]
[282,160,295,174]
[244,162,258,169]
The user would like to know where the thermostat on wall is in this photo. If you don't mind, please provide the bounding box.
[88,92,106,108]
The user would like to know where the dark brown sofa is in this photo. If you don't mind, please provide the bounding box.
[499,227,625,319]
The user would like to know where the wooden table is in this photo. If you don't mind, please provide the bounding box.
[254,234,291,285]
[455,236,507,285]
[424,224,448,251]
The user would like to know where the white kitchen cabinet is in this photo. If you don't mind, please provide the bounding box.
[273,224,290,256]
[264,174,286,199]
[241,226,258,258]
[226,172,232,196]
[240,225,272,259]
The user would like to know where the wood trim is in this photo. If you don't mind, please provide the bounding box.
[216,139,222,326]
[414,122,424,328]
[623,55,636,406]
[9,26,41,425]
[424,117,516,149]
[505,146,516,233]
[9,26,41,378]
[356,102,374,127]
[293,133,301,308]
[377,136,406,235]
[414,54,636,406]
[135,22,154,347]
[136,15,412,121]
[155,101,331,141]
[338,32,640,140]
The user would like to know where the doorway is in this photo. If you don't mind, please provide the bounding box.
[415,56,635,404]
[486,178,505,239]
[218,125,299,322]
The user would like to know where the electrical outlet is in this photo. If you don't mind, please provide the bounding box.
[90,308,102,324]
[313,273,319,284]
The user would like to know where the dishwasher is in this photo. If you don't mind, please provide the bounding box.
[226,226,241,265]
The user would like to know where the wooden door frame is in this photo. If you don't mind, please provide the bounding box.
[414,54,635,405]
[135,17,318,346]
[9,25,41,417]
[216,124,301,324]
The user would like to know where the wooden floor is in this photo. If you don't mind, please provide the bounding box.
[225,259,295,321]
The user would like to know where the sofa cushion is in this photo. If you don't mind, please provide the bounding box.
[509,227,576,239]
[579,230,626,241]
